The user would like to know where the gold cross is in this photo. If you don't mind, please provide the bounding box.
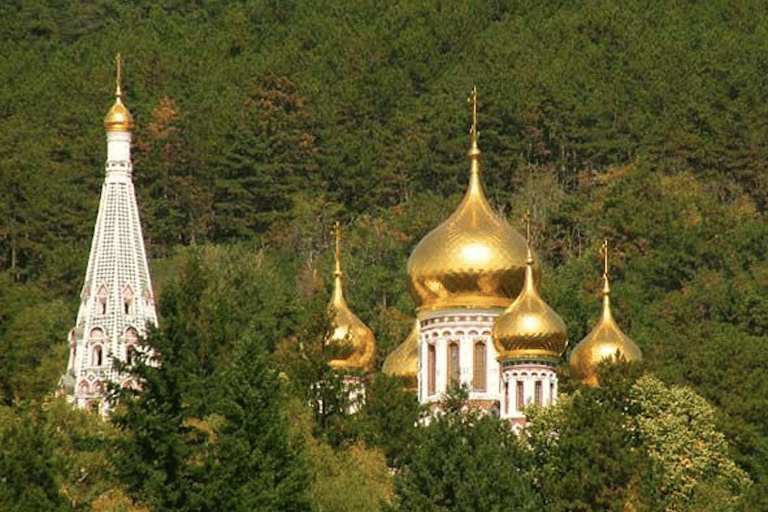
[600,239,609,277]
[334,222,342,271]
[468,86,478,145]
[523,210,531,244]
[115,53,123,98]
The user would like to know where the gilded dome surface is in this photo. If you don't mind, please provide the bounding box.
[407,120,533,311]
[382,321,419,392]
[493,247,567,362]
[569,276,642,386]
[104,97,134,132]
[326,225,375,371]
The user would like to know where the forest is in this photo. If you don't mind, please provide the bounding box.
[3,0,768,510]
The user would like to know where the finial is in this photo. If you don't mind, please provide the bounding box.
[600,239,611,296]
[468,86,480,154]
[334,222,342,278]
[523,210,532,244]
[115,53,124,99]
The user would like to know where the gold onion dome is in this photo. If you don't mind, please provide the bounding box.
[492,243,567,362]
[569,242,642,386]
[407,88,534,311]
[382,321,419,392]
[326,223,375,371]
[104,54,134,132]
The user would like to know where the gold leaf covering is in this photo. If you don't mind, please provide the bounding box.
[569,244,642,386]
[326,224,375,371]
[492,246,567,362]
[382,321,419,392]
[407,90,532,311]
[104,54,134,132]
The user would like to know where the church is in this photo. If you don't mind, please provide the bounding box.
[61,61,641,417]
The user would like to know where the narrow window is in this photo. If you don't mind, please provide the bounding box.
[92,345,103,367]
[97,285,108,315]
[516,380,524,411]
[535,380,543,406]
[427,344,436,396]
[504,380,509,415]
[123,286,134,315]
[550,382,555,404]
[472,341,486,392]
[448,341,460,389]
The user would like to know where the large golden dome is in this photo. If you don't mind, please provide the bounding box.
[569,245,642,386]
[326,224,375,371]
[382,321,419,392]
[407,92,533,311]
[104,55,134,132]
[493,246,567,362]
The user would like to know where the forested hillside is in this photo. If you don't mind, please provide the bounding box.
[3,0,768,510]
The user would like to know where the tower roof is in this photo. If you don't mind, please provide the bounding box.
[382,321,419,392]
[407,88,532,311]
[492,224,567,362]
[104,54,134,132]
[569,241,642,386]
[326,223,375,371]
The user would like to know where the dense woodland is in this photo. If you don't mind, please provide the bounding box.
[3,0,768,510]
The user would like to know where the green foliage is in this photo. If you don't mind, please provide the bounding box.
[394,387,546,511]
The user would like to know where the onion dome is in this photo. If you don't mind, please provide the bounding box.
[382,321,419,392]
[492,244,567,363]
[569,242,642,386]
[407,88,533,311]
[326,223,375,371]
[104,54,134,132]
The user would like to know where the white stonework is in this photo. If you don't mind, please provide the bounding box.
[418,308,503,408]
[60,123,157,411]
[499,362,558,426]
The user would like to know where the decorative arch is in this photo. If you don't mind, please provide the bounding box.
[122,286,135,315]
[125,327,139,365]
[78,380,90,395]
[97,285,109,315]
[92,345,103,366]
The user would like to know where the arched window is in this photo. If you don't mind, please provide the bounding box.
[125,327,139,365]
[535,380,543,406]
[472,341,486,392]
[92,345,103,367]
[504,380,509,415]
[516,380,524,411]
[97,285,108,315]
[78,380,90,396]
[447,341,460,389]
[427,344,436,396]
[123,286,135,315]
[550,382,555,404]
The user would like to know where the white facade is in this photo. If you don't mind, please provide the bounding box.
[499,362,558,426]
[418,308,503,409]
[60,121,157,411]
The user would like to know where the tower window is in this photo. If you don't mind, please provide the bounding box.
[92,345,103,367]
[535,380,543,406]
[472,341,486,392]
[427,344,436,396]
[516,381,524,411]
[123,286,134,315]
[447,341,460,389]
[550,382,555,404]
[504,380,509,415]
[97,285,108,315]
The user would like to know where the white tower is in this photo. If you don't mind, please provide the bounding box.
[60,55,157,410]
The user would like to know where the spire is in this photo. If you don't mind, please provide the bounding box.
[115,53,123,100]
[467,86,481,194]
[61,57,157,410]
[523,210,535,294]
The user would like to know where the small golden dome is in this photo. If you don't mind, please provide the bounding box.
[382,321,419,392]
[569,242,642,386]
[492,246,567,362]
[407,89,533,311]
[104,54,134,132]
[104,97,134,132]
[326,224,375,371]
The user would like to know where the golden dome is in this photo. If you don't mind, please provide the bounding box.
[407,89,533,311]
[492,245,567,362]
[569,242,642,386]
[104,54,134,132]
[382,321,419,392]
[326,224,375,371]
